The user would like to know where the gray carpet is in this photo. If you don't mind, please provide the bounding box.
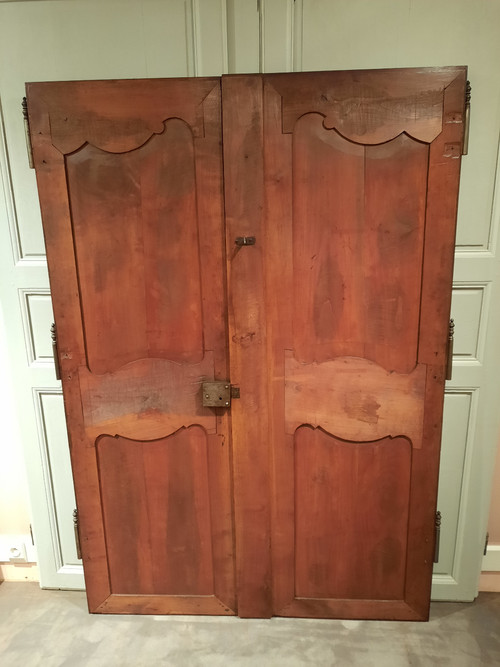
[0,582,499,666]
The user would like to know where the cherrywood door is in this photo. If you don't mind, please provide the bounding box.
[254,68,466,621]
[26,78,236,615]
[28,68,466,620]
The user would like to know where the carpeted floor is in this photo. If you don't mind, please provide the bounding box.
[0,582,499,666]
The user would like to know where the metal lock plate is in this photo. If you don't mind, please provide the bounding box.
[202,381,232,407]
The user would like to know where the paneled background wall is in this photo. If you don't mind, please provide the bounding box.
[0,0,499,598]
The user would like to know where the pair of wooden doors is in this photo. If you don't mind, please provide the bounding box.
[27,67,466,620]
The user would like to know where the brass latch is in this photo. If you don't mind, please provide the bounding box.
[202,381,240,407]
[434,510,442,563]
[73,508,82,560]
[446,319,454,381]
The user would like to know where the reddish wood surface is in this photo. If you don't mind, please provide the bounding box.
[292,116,427,371]
[263,67,466,620]
[27,78,236,615]
[98,427,214,595]
[294,428,411,600]
[222,75,272,618]
[28,67,466,620]
[67,119,204,373]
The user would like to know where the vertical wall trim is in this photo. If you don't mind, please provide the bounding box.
[257,0,263,73]
[32,388,65,572]
[445,388,480,583]
[292,0,304,72]
[17,288,53,367]
[187,0,205,77]
[285,0,295,72]
[185,0,196,76]
[220,0,229,75]
[487,129,500,254]
[0,96,22,263]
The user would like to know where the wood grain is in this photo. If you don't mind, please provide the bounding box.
[263,67,466,620]
[404,71,467,619]
[292,118,427,372]
[285,353,426,446]
[27,67,466,620]
[27,77,236,616]
[223,75,272,618]
[294,427,411,601]
[98,427,213,596]
[67,119,203,373]
[79,356,217,441]
[266,67,462,143]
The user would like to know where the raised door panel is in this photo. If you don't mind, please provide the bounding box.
[263,68,466,620]
[27,78,236,615]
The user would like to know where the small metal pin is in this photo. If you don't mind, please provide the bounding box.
[235,236,256,247]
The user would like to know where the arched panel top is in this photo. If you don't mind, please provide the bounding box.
[294,424,413,450]
[79,354,217,442]
[27,77,220,154]
[284,352,426,447]
[266,67,466,143]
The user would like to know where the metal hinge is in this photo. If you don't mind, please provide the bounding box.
[202,381,240,407]
[22,97,34,169]
[484,532,489,556]
[73,509,82,560]
[446,318,455,381]
[462,80,471,155]
[434,510,442,563]
[29,523,35,546]
[51,323,61,381]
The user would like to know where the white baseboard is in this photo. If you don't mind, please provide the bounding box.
[482,544,500,572]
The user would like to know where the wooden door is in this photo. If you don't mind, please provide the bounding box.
[28,67,466,620]
[254,68,464,621]
[26,78,236,615]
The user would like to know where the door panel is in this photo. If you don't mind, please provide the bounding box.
[294,428,411,601]
[97,428,214,596]
[27,78,236,615]
[66,121,204,371]
[292,120,427,372]
[28,68,465,619]
[262,68,466,620]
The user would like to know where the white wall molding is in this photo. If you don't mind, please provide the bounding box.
[292,0,303,72]
[451,282,490,364]
[32,388,67,573]
[0,96,21,264]
[486,129,500,254]
[17,288,54,367]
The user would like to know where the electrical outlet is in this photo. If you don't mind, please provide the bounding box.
[8,542,27,563]
[0,535,36,563]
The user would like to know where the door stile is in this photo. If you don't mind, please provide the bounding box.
[262,79,295,614]
[405,72,467,617]
[26,91,111,610]
[191,84,236,614]
[222,75,273,618]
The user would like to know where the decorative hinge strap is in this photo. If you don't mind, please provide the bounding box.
[446,318,455,381]
[73,509,82,560]
[22,97,34,169]
[434,510,442,563]
[462,80,471,155]
[51,322,61,381]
